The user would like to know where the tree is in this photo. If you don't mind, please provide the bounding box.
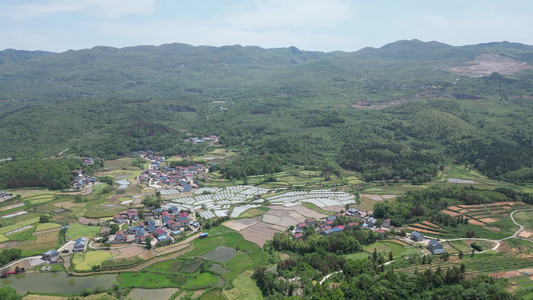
[110,224,119,235]
[145,236,152,249]
[459,250,464,259]
[39,214,50,223]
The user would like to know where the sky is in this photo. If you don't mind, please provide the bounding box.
[1,0,532,53]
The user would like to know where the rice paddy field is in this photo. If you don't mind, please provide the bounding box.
[73,251,115,271]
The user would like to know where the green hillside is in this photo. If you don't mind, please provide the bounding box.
[1,40,533,184]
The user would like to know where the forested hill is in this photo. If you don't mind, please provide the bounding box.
[1,40,533,183]
[0,49,52,65]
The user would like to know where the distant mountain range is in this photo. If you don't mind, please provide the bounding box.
[1,40,532,107]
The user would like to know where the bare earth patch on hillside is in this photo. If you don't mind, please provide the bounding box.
[468,219,485,226]
[447,54,533,77]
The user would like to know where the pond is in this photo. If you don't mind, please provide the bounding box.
[127,288,180,300]
[201,246,236,263]
[0,272,116,295]
[209,263,230,274]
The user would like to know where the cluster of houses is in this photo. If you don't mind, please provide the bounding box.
[128,150,155,157]
[82,158,95,165]
[346,207,391,234]
[184,135,219,144]
[291,208,393,239]
[72,173,96,190]
[138,163,208,191]
[410,231,446,255]
[110,207,196,245]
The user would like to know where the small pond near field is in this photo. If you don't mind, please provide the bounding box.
[0,272,116,295]
[126,288,179,300]
[201,246,236,263]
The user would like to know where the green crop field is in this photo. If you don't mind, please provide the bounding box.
[73,250,114,271]
[35,222,61,231]
[66,223,101,239]
[118,272,183,289]
[186,273,220,288]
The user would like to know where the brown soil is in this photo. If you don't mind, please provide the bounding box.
[79,217,100,225]
[479,218,498,223]
[360,194,384,201]
[322,205,344,212]
[422,221,442,228]
[290,205,327,219]
[112,245,145,259]
[442,210,460,217]
[491,271,520,278]
[518,230,533,239]
[240,222,282,247]
[491,202,520,207]
[447,54,533,77]
[468,219,485,226]
[406,227,440,235]
[223,217,261,231]
[410,223,443,232]
[447,206,462,211]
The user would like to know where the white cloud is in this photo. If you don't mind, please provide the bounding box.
[227,0,355,29]
[409,14,533,45]
[4,0,156,19]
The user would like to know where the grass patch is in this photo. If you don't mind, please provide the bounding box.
[182,230,242,258]
[344,241,407,261]
[0,234,8,242]
[224,270,262,300]
[186,273,219,288]
[201,290,225,300]
[235,239,261,252]
[66,223,102,239]
[119,272,183,289]
[8,227,36,240]
[144,259,183,274]
[223,252,254,281]
[180,257,205,274]
[35,222,61,231]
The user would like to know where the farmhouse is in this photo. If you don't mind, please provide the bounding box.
[382,219,391,229]
[366,217,377,228]
[411,231,424,242]
[73,237,88,253]
[346,208,359,216]
[126,208,138,220]
[42,250,60,263]
[111,230,127,244]
[427,240,446,255]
